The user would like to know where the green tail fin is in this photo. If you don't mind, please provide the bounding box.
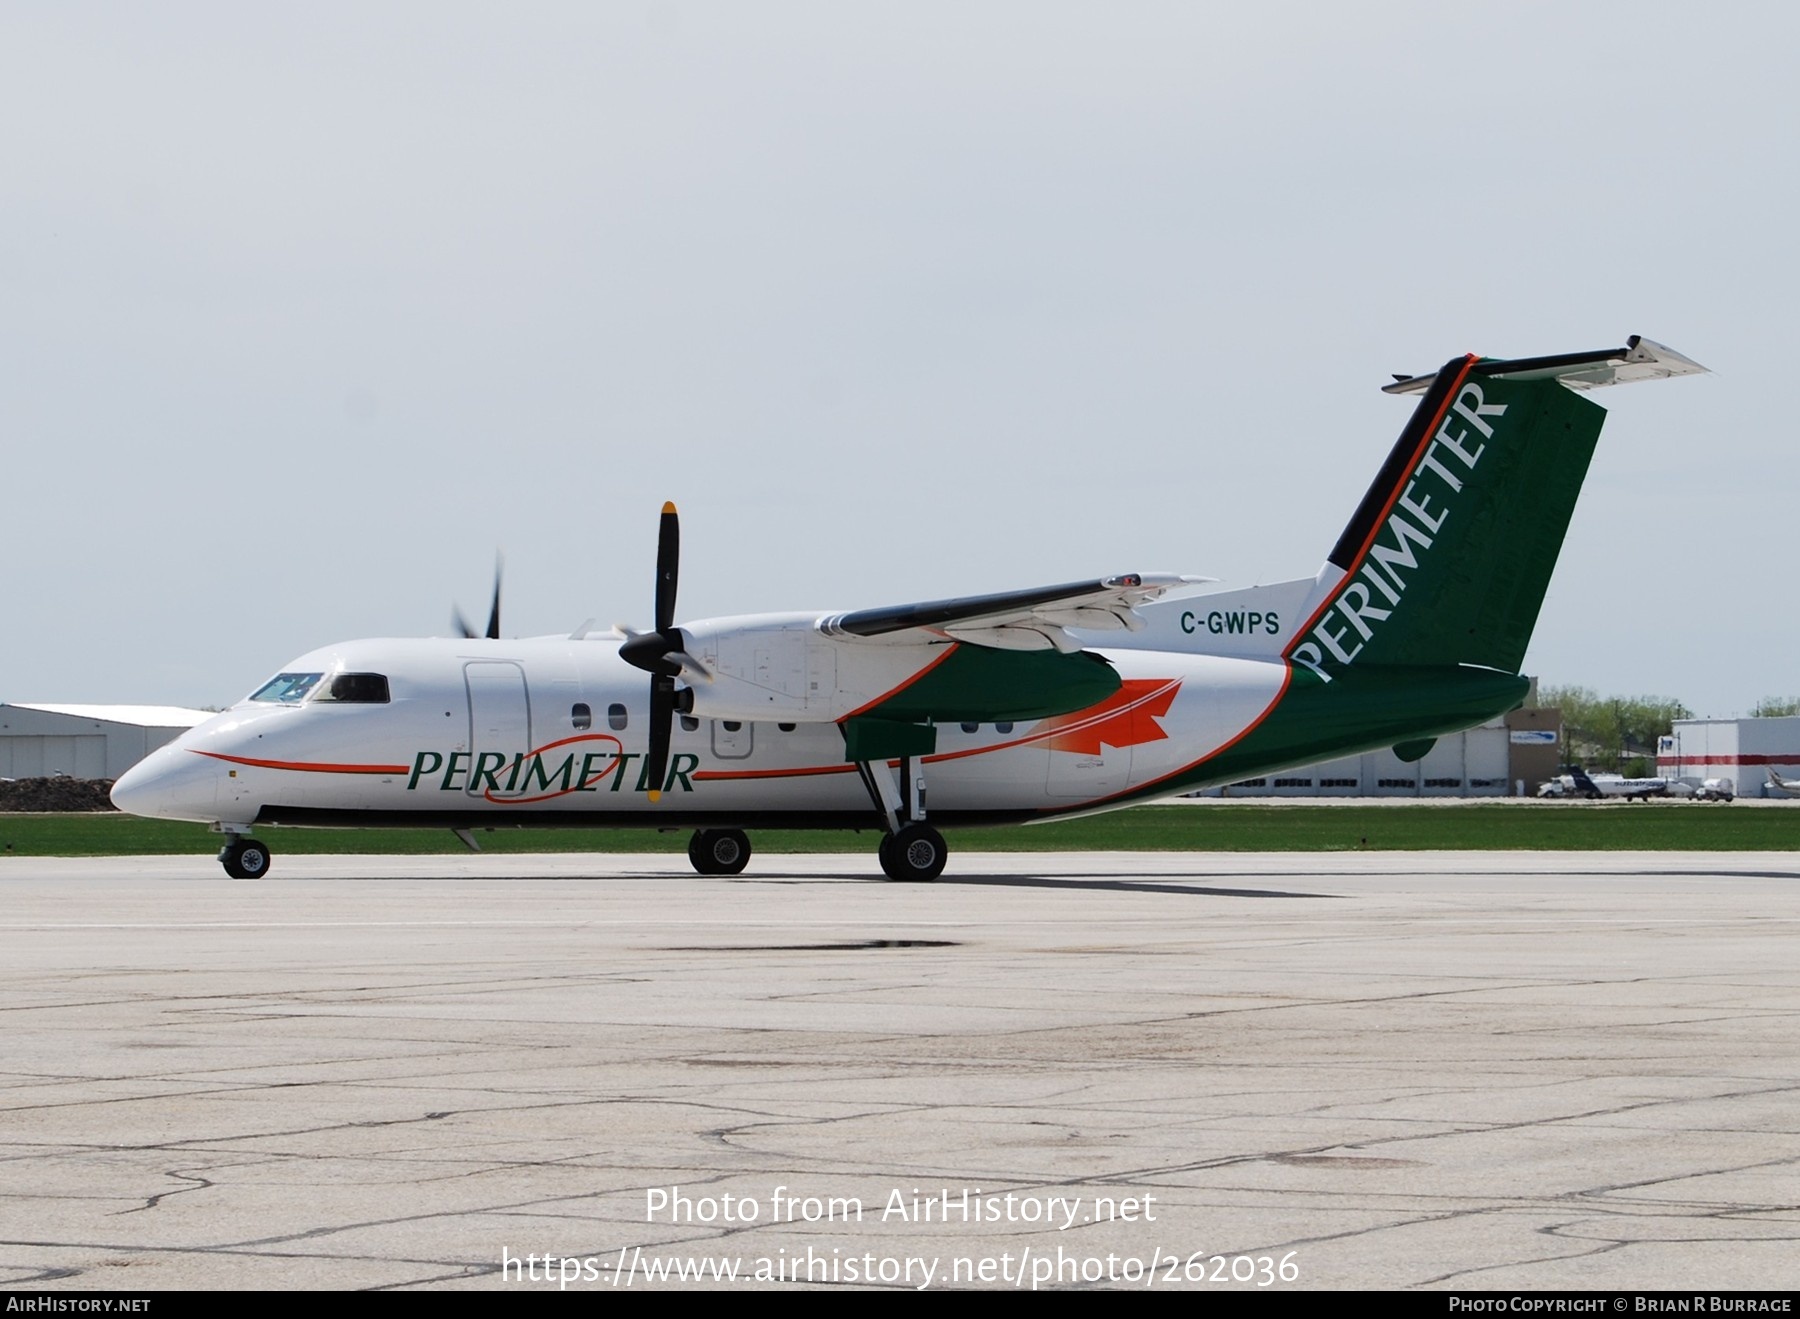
[1287,357,1606,680]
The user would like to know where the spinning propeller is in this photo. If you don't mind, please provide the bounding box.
[617,502,704,803]
[453,554,503,640]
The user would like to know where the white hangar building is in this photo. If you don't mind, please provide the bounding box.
[1195,708,1564,798]
[1658,716,1800,797]
[0,703,212,780]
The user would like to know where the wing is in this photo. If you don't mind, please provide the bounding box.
[817,573,1206,654]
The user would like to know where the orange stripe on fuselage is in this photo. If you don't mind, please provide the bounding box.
[692,762,859,782]
[194,750,411,775]
[694,678,1184,782]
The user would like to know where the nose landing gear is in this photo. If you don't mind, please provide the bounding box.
[219,836,272,879]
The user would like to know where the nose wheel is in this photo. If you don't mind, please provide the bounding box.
[219,837,272,880]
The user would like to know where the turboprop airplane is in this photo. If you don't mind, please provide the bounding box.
[1565,766,1694,801]
[1767,769,1800,797]
[111,335,1706,881]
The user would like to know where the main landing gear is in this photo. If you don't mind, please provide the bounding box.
[877,822,948,882]
[219,835,272,879]
[680,754,950,882]
[858,754,948,882]
[688,828,752,875]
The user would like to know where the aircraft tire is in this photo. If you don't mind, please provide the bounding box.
[220,838,272,880]
[688,828,751,876]
[878,824,946,882]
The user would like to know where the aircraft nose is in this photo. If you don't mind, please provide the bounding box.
[110,744,219,822]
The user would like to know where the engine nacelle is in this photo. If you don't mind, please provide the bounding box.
[676,614,942,724]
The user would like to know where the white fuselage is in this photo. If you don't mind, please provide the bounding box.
[111,632,1289,830]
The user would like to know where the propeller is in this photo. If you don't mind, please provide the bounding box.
[453,553,504,640]
[618,503,691,803]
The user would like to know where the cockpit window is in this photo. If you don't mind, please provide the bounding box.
[250,672,323,703]
[316,673,391,704]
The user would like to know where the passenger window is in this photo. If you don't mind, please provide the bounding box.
[679,715,699,732]
[571,703,592,731]
[778,722,796,732]
[960,722,978,733]
[318,673,390,704]
[608,703,628,731]
[995,721,1013,734]
[722,720,742,732]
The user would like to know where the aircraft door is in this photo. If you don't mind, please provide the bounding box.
[465,662,532,799]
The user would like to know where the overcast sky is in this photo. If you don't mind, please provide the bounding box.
[1,2,1788,716]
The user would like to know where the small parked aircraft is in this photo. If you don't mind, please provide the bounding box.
[1565,767,1694,801]
[1767,769,1800,797]
[111,337,1705,879]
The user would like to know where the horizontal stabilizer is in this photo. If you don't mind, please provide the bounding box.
[1383,335,1706,395]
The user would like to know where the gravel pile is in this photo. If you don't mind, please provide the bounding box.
[0,777,119,812]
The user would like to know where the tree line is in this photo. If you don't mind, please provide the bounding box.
[1534,687,1800,777]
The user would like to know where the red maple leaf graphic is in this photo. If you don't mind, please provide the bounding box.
[1034,678,1181,755]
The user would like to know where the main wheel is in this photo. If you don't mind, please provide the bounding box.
[878,823,947,882]
[220,837,272,880]
[687,828,751,876]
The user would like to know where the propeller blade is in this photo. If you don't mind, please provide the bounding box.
[452,553,503,640]
[646,673,675,803]
[623,503,685,803]
[654,501,679,634]
[485,553,504,639]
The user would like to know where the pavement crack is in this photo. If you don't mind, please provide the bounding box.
[116,1169,215,1216]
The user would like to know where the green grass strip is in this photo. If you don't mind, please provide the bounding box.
[2,804,1797,857]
